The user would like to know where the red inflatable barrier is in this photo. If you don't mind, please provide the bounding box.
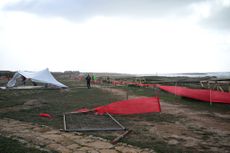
[95,97,161,115]
[158,85,230,104]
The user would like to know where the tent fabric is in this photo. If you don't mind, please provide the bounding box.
[7,68,67,88]
[158,85,230,104]
[94,97,161,115]
[7,72,22,88]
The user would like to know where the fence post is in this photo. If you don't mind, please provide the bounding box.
[126,88,129,100]
[208,84,212,106]
[175,82,177,96]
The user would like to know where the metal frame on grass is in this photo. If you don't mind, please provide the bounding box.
[63,111,126,132]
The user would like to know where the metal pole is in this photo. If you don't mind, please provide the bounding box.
[174,82,177,103]
[175,82,177,96]
[126,88,128,100]
[63,113,67,131]
[208,82,212,106]
[209,89,212,106]
[107,113,126,130]
[112,130,132,144]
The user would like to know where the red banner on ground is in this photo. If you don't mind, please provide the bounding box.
[94,97,161,115]
[158,85,230,104]
[39,113,52,118]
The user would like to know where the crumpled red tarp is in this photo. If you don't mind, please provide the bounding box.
[94,97,161,115]
[39,113,52,118]
[158,85,230,104]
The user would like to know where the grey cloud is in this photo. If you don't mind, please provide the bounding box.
[3,0,200,21]
[201,7,230,30]
[5,0,229,31]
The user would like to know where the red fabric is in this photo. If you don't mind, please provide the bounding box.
[39,113,52,118]
[159,85,230,104]
[94,97,161,115]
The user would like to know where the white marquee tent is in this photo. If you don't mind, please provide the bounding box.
[7,68,67,88]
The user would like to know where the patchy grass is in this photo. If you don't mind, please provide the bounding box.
[0,135,54,153]
[0,79,229,153]
[138,113,181,123]
[0,86,123,129]
[90,119,195,153]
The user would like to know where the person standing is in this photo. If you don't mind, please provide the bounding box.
[85,74,91,89]
[92,74,96,85]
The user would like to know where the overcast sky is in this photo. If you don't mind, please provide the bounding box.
[0,0,230,74]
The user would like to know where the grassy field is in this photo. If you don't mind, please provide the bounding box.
[0,77,230,153]
[0,135,56,153]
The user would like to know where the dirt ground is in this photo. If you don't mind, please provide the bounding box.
[104,87,230,153]
[152,102,230,152]
[0,86,230,153]
[0,118,155,153]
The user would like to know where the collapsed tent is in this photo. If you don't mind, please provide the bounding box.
[7,68,67,88]
[94,97,161,115]
[158,85,230,104]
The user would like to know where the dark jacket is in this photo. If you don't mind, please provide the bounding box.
[86,75,91,82]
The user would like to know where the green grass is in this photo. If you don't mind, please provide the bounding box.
[0,135,55,153]
[0,79,229,153]
[0,86,123,129]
